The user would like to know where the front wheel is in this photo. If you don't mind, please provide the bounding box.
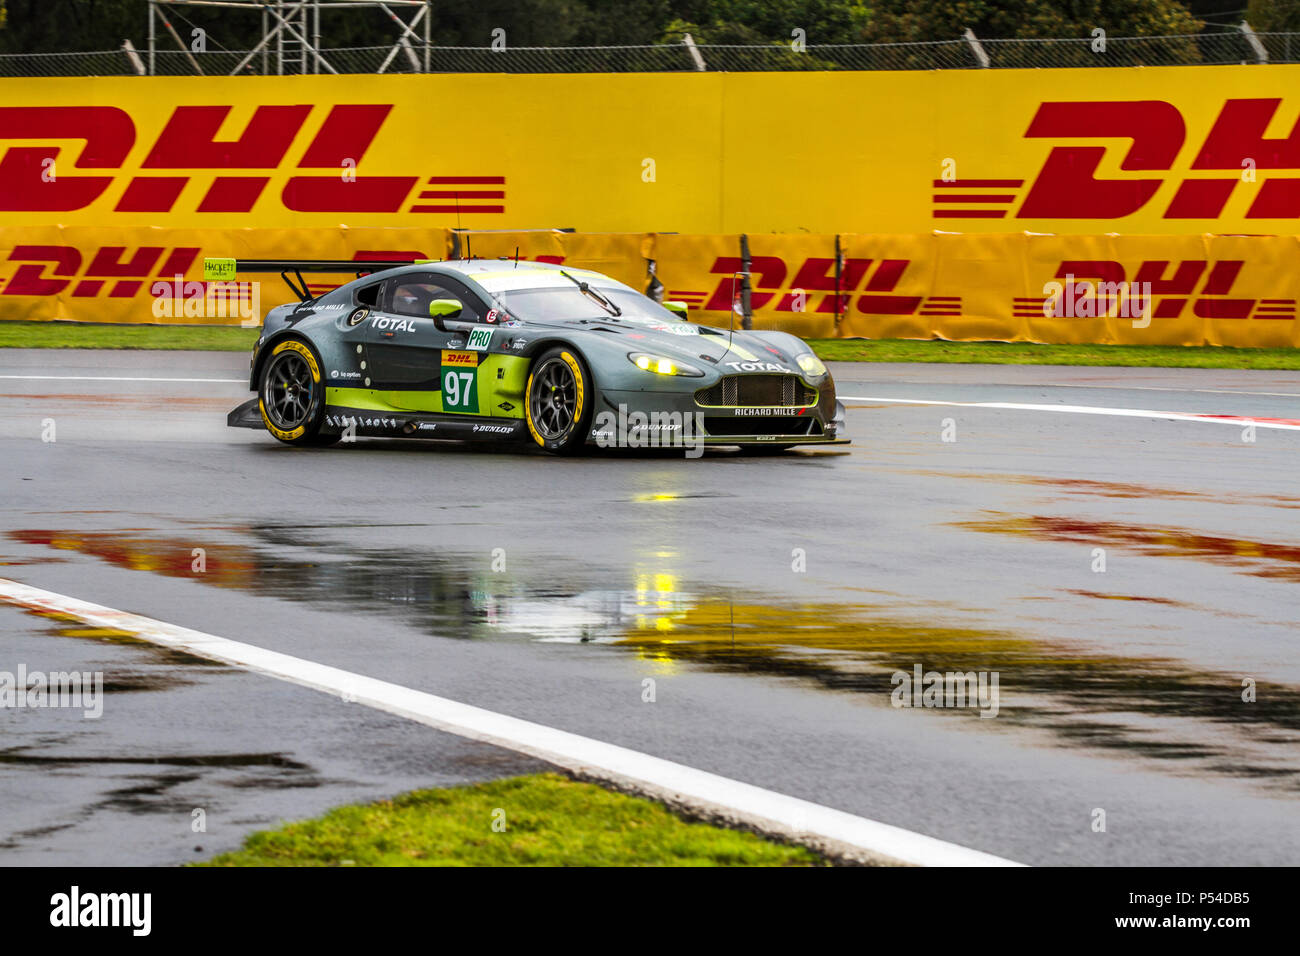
[258,338,337,446]
[525,347,594,455]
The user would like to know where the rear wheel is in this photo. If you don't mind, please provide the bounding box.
[258,338,337,446]
[525,347,594,455]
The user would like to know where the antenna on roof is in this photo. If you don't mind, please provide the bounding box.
[514,246,519,268]
[466,231,472,261]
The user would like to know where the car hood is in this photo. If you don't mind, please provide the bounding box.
[516,314,805,375]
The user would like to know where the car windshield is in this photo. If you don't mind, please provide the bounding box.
[494,286,680,324]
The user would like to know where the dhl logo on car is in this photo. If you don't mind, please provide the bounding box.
[0,104,506,216]
[937,99,1300,222]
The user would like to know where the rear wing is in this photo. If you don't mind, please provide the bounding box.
[202,258,434,302]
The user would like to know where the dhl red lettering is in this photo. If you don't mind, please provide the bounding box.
[865,259,908,291]
[84,246,164,279]
[2,245,201,298]
[298,105,393,167]
[855,295,921,315]
[1193,298,1253,319]
[0,106,134,167]
[1192,99,1300,170]
[115,177,188,213]
[1246,178,1300,218]
[1154,298,1186,318]
[788,257,871,292]
[2,245,81,296]
[703,257,915,312]
[1133,260,1205,295]
[109,280,145,298]
[198,176,270,213]
[143,105,311,168]
[1055,260,1126,284]
[159,248,200,275]
[1018,101,1185,219]
[0,105,135,210]
[703,256,785,311]
[1201,261,1243,294]
[1164,179,1236,219]
[282,176,416,212]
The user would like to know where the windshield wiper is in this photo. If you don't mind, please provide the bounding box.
[560,270,622,317]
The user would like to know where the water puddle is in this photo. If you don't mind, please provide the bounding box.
[9,526,1300,789]
[955,513,1300,583]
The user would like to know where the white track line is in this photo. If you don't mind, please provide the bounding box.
[0,577,1019,867]
[0,375,244,384]
[841,395,1300,431]
[840,380,1300,399]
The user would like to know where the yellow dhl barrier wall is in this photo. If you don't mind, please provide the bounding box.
[3,226,1298,348]
[3,65,1300,235]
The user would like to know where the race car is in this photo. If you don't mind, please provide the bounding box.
[213,257,847,455]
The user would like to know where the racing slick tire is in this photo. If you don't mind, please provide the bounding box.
[525,346,594,456]
[257,337,339,447]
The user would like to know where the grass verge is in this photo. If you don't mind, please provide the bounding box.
[198,773,825,867]
[0,321,257,351]
[809,338,1300,369]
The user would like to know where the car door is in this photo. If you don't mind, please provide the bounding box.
[360,273,486,414]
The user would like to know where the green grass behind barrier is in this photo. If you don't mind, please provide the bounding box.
[200,773,826,867]
[0,321,258,351]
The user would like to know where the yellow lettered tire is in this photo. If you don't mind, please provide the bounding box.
[525,347,594,455]
[257,338,337,446]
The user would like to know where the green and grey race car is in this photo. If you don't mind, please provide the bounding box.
[216,257,847,455]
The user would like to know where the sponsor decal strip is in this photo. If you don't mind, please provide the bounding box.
[0,577,1018,867]
[841,394,1300,430]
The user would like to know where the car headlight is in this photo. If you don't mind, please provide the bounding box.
[627,352,705,377]
[797,352,827,376]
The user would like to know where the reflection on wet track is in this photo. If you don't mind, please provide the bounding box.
[10,525,1300,792]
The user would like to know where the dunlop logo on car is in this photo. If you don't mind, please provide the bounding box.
[441,350,477,367]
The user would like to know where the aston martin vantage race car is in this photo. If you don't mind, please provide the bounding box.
[215,257,847,455]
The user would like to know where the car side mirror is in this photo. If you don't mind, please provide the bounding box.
[664,300,689,320]
[428,298,463,331]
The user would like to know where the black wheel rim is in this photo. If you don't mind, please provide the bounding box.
[530,358,577,441]
[264,352,314,430]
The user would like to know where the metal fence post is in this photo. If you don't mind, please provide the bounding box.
[1240,21,1268,64]
[683,33,707,71]
[147,1,156,75]
[122,39,147,76]
[963,28,990,68]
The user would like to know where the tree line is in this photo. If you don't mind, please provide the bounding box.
[1,0,1295,56]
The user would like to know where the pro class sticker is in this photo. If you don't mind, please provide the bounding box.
[466,327,493,351]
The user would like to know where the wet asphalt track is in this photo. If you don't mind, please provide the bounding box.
[1,348,1299,866]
